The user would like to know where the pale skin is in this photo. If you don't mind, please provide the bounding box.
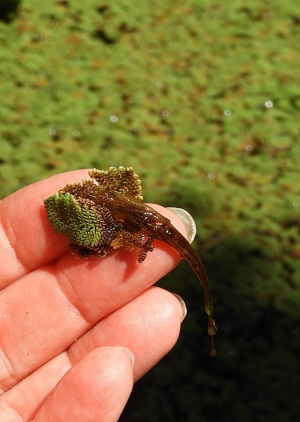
[0,170,187,421]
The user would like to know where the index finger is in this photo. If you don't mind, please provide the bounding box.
[0,170,91,288]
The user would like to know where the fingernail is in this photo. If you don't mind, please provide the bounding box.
[172,293,187,322]
[167,207,197,243]
[118,347,135,368]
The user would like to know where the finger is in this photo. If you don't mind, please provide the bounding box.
[68,287,185,382]
[0,169,90,288]
[0,288,184,420]
[0,208,186,392]
[34,347,134,422]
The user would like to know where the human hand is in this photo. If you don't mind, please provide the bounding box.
[0,170,188,421]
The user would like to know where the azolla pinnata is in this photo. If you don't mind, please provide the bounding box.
[44,166,217,356]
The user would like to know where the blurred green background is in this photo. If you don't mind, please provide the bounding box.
[1,1,300,420]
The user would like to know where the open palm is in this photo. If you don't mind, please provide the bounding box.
[0,170,186,421]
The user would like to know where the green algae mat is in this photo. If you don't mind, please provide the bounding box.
[1,1,300,420]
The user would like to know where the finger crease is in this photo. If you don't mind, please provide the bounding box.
[0,402,23,422]
[0,207,31,283]
[0,345,18,395]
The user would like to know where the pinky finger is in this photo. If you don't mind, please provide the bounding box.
[33,347,134,422]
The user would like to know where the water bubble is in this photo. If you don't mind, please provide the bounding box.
[244,144,253,152]
[292,200,300,208]
[49,128,57,136]
[224,109,232,116]
[265,100,273,108]
[155,80,164,88]
[207,172,216,180]
[161,109,169,118]
[72,130,81,138]
[109,115,118,123]
[48,127,62,140]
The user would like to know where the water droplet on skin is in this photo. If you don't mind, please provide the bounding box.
[265,100,273,108]
[224,109,232,116]
[110,115,118,123]
[292,200,300,208]
[207,172,216,180]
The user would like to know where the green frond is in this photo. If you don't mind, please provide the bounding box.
[89,166,143,201]
[44,192,102,247]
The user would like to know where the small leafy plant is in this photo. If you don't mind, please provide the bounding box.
[44,166,217,356]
